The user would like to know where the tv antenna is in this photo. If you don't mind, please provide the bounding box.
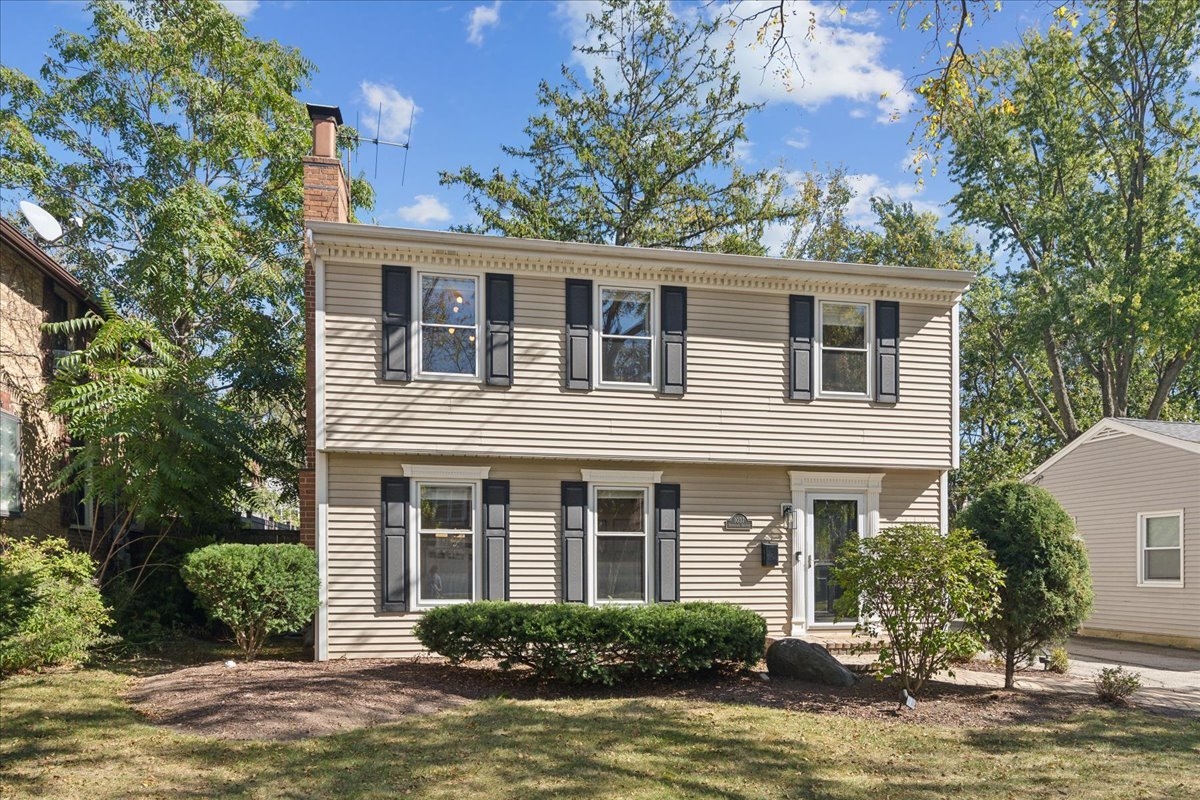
[350,101,414,190]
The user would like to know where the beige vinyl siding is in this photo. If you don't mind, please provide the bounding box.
[1034,433,1200,646]
[323,266,954,468]
[325,454,941,659]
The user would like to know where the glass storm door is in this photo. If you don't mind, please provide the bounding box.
[808,495,863,625]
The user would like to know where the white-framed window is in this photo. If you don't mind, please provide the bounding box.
[417,272,479,378]
[415,480,478,605]
[591,483,652,603]
[818,300,870,397]
[0,410,21,518]
[596,285,656,388]
[1138,511,1184,588]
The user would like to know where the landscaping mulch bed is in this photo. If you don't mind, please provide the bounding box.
[127,657,1095,741]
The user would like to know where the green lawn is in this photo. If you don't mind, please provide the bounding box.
[2,667,1198,800]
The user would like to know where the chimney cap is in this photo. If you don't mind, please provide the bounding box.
[306,103,343,126]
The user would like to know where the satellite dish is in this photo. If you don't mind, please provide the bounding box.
[18,200,68,242]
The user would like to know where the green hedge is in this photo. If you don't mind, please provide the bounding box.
[0,537,111,674]
[181,543,318,661]
[415,601,767,684]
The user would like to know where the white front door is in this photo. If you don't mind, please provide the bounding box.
[805,492,864,628]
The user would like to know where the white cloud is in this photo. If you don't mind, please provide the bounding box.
[219,0,259,17]
[716,1,915,123]
[467,1,502,46]
[394,195,452,226]
[785,127,810,150]
[842,172,940,224]
[733,139,754,163]
[358,81,419,141]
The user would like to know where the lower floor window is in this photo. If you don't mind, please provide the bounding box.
[1140,512,1183,585]
[595,486,648,602]
[417,482,475,602]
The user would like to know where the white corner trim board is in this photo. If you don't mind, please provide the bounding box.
[580,468,665,484]
[401,464,492,480]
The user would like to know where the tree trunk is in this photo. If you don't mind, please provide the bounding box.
[1005,644,1017,689]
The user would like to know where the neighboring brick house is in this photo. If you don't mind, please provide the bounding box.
[0,217,100,540]
[299,105,972,660]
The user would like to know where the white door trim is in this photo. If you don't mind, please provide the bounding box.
[788,471,883,635]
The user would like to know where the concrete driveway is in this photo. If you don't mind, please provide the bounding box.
[1061,636,1200,715]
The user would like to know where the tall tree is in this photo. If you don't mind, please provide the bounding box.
[442,0,796,252]
[0,0,371,516]
[923,0,1200,446]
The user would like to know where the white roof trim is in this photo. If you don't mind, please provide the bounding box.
[402,464,491,480]
[581,469,663,485]
[1025,418,1200,482]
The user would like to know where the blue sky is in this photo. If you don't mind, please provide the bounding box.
[1,0,1047,251]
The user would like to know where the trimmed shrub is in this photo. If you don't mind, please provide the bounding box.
[180,543,318,660]
[0,537,111,674]
[1095,666,1141,704]
[831,524,1003,696]
[1046,645,1070,674]
[415,601,767,685]
[955,481,1093,688]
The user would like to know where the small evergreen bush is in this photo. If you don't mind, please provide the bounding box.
[1046,645,1070,674]
[955,481,1093,688]
[180,543,318,660]
[1095,666,1141,704]
[0,537,112,674]
[415,601,766,685]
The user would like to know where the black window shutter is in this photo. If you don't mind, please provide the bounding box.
[564,279,593,390]
[381,477,409,611]
[789,295,815,401]
[382,265,411,382]
[481,479,510,600]
[660,286,687,395]
[485,273,514,386]
[654,483,681,603]
[875,300,900,404]
[561,481,588,602]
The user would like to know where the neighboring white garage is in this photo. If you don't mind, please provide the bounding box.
[1027,418,1200,650]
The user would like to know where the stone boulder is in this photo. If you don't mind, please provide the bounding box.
[765,638,856,686]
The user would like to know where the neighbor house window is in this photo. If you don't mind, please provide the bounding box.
[419,273,478,376]
[1139,511,1183,587]
[820,301,870,396]
[598,287,655,387]
[594,486,649,602]
[0,410,21,518]
[416,482,476,603]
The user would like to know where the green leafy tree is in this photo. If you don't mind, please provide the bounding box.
[442,0,797,252]
[832,524,1002,696]
[0,0,371,517]
[46,296,253,590]
[922,0,1200,453]
[955,481,1093,688]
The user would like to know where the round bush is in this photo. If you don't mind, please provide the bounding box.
[0,537,111,674]
[415,601,767,685]
[955,480,1093,687]
[180,543,318,660]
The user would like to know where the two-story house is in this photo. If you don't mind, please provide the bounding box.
[300,105,972,661]
[0,217,101,541]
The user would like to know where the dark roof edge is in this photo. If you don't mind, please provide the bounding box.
[0,217,103,315]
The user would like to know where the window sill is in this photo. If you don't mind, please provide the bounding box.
[414,373,482,384]
[595,382,657,393]
[1137,580,1185,589]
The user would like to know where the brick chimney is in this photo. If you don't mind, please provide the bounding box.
[299,103,349,550]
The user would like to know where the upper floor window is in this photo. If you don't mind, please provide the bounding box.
[417,481,476,603]
[820,301,870,397]
[1138,511,1183,587]
[419,273,478,377]
[598,286,655,388]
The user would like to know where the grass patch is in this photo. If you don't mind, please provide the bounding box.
[2,666,1198,799]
